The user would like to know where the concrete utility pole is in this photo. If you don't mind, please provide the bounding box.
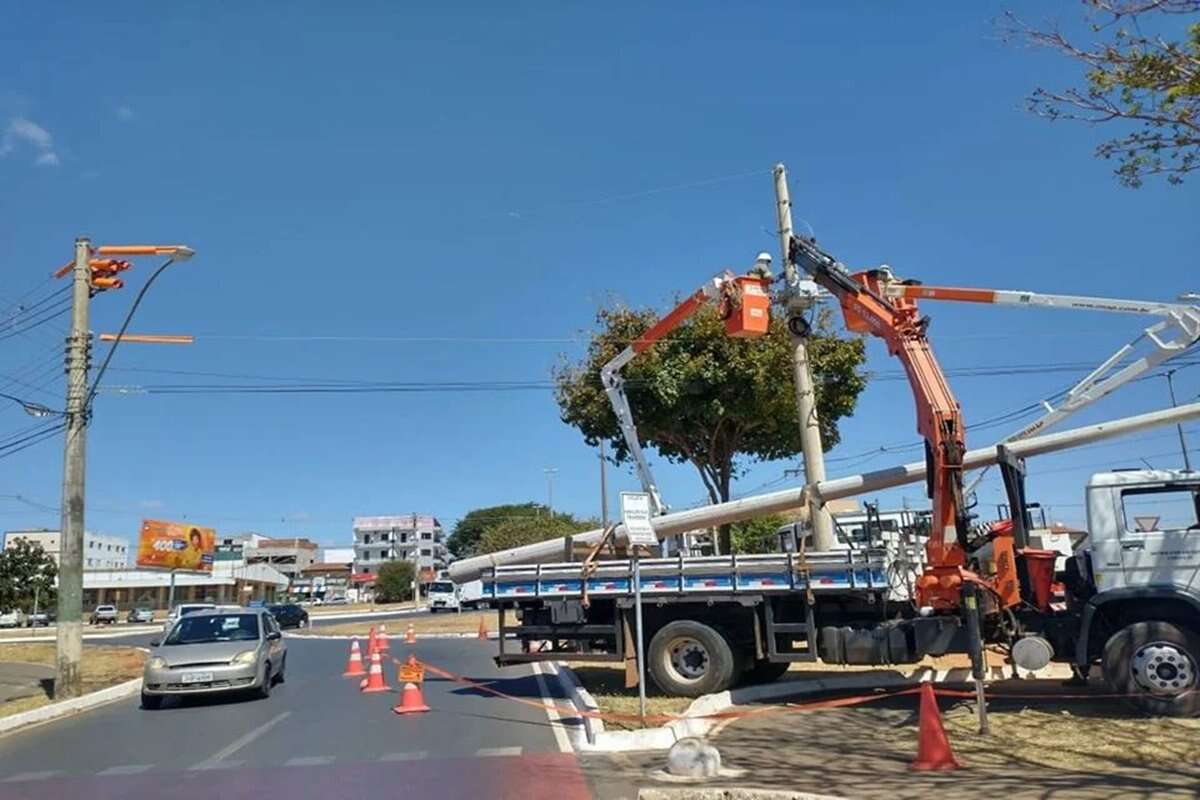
[55,237,92,699]
[544,467,558,517]
[599,441,609,528]
[1165,370,1193,471]
[773,164,835,551]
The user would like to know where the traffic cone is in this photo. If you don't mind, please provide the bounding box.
[360,650,391,694]
[377,623,390,652]
[405,623,416,644]
[342,638,366,678]
[477,617,489,640]
[910,682,961,771]
[392,682,430,714]
[366,626,378,655]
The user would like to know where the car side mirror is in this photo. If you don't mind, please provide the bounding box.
[149,639,160,647]
[267,631,282,641]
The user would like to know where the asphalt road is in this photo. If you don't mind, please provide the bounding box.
[0,636,592,800]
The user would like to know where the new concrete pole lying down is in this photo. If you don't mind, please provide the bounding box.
[449,401,1200,583]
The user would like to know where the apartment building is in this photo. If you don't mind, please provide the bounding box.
[3,529,131,570]
[352,514,447,580]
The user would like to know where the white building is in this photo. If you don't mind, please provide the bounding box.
[352,514,447,580]
[323,547,354,567]
[3,529,131,570]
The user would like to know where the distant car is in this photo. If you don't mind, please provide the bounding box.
[0,610,27,628]
[89,605,118,625]
[427,581,459,613]
[268,604,309,629]
[324,596,349,606]
[26,610,51,627]
[127,608,155,624]
[141,609,287,709]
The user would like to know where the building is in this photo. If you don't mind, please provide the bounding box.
[3,529,131,570]
[291,562,352,602]
[81,561,289,610]
[322,547,354,567]
[352,514,447,581]
[244,538,319,581]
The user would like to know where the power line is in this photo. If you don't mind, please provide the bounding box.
[0,299,70,344]
[0,421,65,461]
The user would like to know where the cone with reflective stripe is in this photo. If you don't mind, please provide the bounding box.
[910,682,961,771]
[342,638,366,678]
[405,623,416,644]
[366,626,378,655]
[377,623,390,652]
[392,681,430,714]
[477,617,489,640]
[360,649,391,694]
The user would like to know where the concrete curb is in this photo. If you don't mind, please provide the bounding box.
[639,789,845,800]
[0,626,162,643]
[548,660,605,747]
[557,662,1070,753]
[0,677,143,737]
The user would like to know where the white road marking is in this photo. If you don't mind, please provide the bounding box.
[3,771,60,782]
[97,764,153,776]
[195,710,290,767]
[284,756,334,767]
[188,760,245,771]
[380,751,429,761]
[532,662,574,754]
[476,746,523,757]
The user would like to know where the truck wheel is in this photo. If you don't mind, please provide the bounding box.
[741,659,791,685]
[647,620,737,697]
[1102,621,1200,717]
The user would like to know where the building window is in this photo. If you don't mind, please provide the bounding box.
[420,548,432,557]
[421,532,432,540]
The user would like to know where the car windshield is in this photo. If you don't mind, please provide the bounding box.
[164,613,260,645]
[430,582,454,593]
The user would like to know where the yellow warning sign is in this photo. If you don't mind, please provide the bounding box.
[398,664,425,683]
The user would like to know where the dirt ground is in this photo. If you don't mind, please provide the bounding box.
[0,643,146,719]
[316,609,492,637]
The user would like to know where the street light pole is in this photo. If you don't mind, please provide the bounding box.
[55,237,92,699]
[544,468,559,518]
[1166,370,1193,471]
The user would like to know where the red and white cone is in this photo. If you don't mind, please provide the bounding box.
[376,623,390,652]
[342,638,366,678]
[366,626,378,655]
[392,682,430,714]
[360,650,391,694]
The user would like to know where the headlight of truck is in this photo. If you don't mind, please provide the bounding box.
[147,657,166,670]
[231,650,258,665]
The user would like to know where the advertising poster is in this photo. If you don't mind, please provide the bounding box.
[136,519,216,571]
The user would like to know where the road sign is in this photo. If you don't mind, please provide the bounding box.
[619,491,658,548]
[398,663,425,683]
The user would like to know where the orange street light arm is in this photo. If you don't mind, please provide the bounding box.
[94,245,195,260]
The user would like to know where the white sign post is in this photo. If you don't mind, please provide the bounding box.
[620,492,656,723]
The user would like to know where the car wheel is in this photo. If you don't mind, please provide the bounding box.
[141,692,162,710]
[647,620,737,697]
[256,663,273,699]
[1103,620,1200,717]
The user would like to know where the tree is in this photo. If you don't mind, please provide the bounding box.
[730,514,789,555]
[374,560,416,603]
[448,502,550,558]
[478,513,597,555]
[554,303,867,553]
[1006,1,1200,187]
[0,539,57,612]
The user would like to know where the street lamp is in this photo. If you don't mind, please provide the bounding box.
[0,393,60,418]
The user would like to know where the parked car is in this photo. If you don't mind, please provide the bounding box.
[26,610,51,627]
[127,607,155,624]
[141,609,286,709]
[89,605,118,625]
[324,596,349,606]
[268,604,309,629]
[0,609,27,628]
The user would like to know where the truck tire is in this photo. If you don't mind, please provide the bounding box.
[1102,620,1200,717]
[647,620,737,697]
[741,659,791,685]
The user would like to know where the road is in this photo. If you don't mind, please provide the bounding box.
[0,634,594,799]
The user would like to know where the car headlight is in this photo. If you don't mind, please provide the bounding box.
[147,657,166,670]
[231,650,258,665]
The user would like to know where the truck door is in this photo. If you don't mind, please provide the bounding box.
[1117,483,1200,591]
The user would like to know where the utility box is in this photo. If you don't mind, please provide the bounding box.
[723,277,771,338]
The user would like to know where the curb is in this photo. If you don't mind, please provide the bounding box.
[639,790,845,800]
[556,662,1070,753]
[0,677,143,737]
[0,626,163,644]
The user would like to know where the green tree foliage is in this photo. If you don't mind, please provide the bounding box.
[447,502,550,558]
[374,559,416,603]
[478,513,597,555]
[554,303,867,552]
[0,539,57,611]
[1007,1,1200,186]
[730,515,789,555]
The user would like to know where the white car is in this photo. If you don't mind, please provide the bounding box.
[0,609,28,628]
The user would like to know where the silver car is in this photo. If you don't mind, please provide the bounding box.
[141,609,286,709]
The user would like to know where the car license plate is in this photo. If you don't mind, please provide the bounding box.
[180,672,213,684]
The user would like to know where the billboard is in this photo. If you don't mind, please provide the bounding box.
[136,519,216,572]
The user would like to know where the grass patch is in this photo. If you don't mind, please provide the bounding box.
[567,663,694,731]
[317,609,492,637]
[0,643,146,719]
[308,601,415,617]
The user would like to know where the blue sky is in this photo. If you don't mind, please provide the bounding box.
[1,3,1196,548]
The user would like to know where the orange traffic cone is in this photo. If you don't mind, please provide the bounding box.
[910,682,961,771]
[477,617,489,640]
[360,650,391,694]
[342,638,366,678]
[405,623,416,644]
[392,682,430,714]
[377,623,390,652]
[366,626,378,655]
